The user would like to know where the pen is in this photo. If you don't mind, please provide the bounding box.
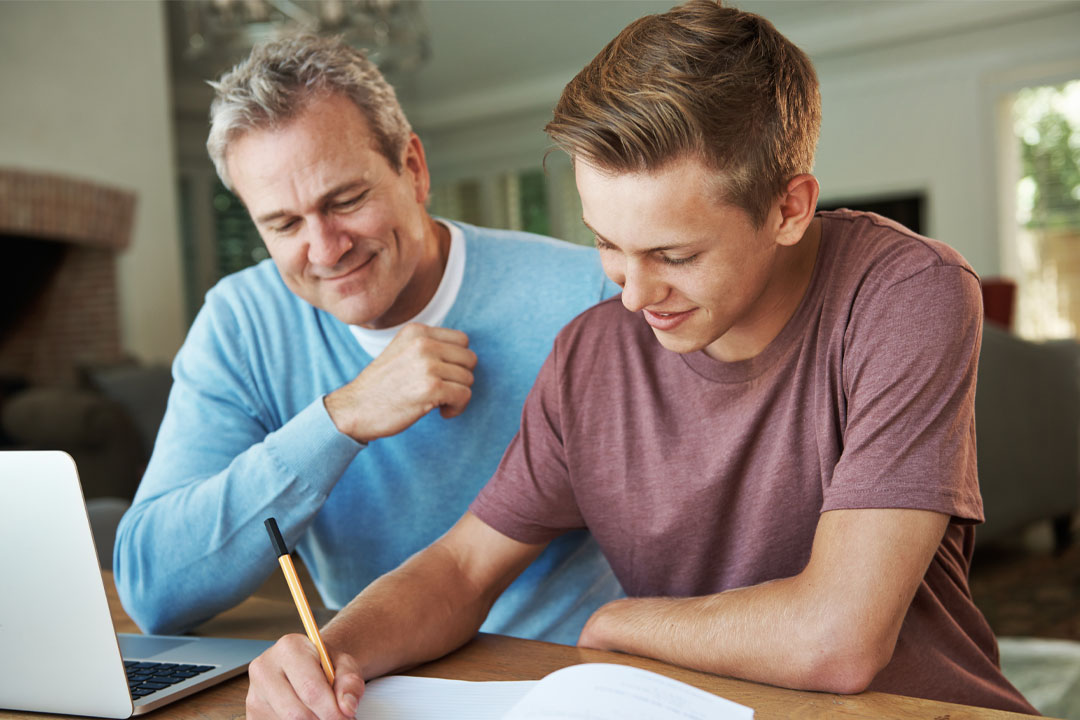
[264,517,336,684]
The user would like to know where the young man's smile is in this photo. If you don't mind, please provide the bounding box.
[642,307,696,331]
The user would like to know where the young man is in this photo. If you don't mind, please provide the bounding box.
[245,3,1036,717]
[112,35,624,645]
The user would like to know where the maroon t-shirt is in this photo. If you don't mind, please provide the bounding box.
[471,210,1035,714]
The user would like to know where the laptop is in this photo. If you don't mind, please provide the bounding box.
[0,450,273,718]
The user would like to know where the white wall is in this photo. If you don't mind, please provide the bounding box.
[811,5,1080,276]
[0,0,185,364]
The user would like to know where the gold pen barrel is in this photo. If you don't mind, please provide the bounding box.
[278,554,336,684]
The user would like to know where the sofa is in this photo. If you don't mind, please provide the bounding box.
[0,362,172,501]
[974,323,1080,549]
[0,363,171,569]
[1,385,145,500]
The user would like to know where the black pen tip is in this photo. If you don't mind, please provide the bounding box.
[264,517,289,557]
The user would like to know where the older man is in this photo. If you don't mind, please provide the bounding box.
[244,3,1036,718]
[113,35,622,644]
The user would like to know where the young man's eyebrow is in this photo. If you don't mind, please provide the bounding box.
[254,181,368,225]
[580,218,607,243]
[581,217,689,254]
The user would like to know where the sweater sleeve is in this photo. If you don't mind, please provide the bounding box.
[112,288,363,634]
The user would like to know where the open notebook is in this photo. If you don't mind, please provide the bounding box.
[359,663,755,719]
[0,450,272,718]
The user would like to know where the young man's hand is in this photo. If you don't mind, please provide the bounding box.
[246,633,365,720]
[245,513,544,719]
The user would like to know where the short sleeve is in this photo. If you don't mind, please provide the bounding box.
[823,264,984,522]
[470,345,586,543]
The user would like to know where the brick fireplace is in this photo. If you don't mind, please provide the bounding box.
[0,168,135,386]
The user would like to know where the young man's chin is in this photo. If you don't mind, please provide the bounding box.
[650,329,709,355]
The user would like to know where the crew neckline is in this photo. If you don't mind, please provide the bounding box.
[349,220,466,359]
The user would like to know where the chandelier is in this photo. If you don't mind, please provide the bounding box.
[175,0,431,75]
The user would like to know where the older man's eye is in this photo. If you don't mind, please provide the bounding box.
[334,192,367,211]
[270,216,300,234]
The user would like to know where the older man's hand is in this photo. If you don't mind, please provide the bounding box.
[325,323,477,443]
[246,633,366,720]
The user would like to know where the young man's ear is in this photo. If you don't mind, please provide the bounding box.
[774,174,819,247]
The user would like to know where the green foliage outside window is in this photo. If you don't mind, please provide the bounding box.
[1012,80,1080,340]
[212,181,268,277]
[1016,81,1080,230]
[518,169,551,237]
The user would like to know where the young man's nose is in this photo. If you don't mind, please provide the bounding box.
[620,261,664,313]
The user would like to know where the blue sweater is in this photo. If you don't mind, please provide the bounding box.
[114,222,624,643]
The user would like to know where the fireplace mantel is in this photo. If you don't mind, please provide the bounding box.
[0,168,135,250]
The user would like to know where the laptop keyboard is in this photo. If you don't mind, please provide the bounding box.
[123,660,215,699]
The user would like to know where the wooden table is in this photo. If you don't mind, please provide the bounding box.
[0,572,1043,720]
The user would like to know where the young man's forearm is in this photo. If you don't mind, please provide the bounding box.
[321,541,497,679]
[579,576,887,693]
[320,513,547,680]
[579,508,948,694]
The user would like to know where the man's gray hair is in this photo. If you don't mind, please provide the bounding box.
[207,34,412,190]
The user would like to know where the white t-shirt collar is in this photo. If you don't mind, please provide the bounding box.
[348,220,466,358]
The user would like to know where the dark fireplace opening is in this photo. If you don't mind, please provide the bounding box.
[0,234,67,343]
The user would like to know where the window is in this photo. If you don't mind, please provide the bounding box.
[212,181,268,278]
[177,177,266,324]
[1008,80,1080,340]
[429,160,593,247]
